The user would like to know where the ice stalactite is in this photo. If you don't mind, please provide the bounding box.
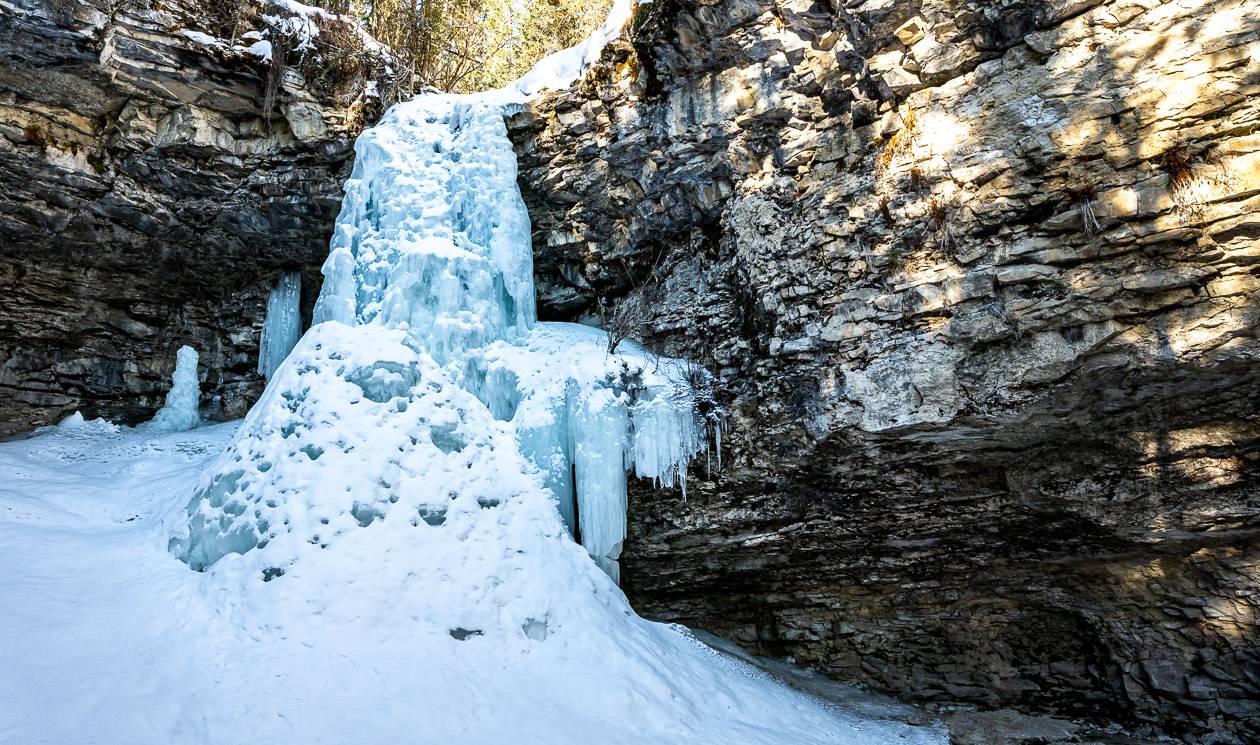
[470,323,710,578]
[141,345,201,433]
[257,271,302,380]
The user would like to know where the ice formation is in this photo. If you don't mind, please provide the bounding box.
[257,271,302,379]
[141,345,201,433]
[57,411,120,433]
[189,90,707,579]
[471,323,707,579]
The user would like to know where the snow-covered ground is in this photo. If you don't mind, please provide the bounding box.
[0,422,948,744]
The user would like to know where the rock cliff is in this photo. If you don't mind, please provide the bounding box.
[510,0,1260,739]
[0,0,387,434]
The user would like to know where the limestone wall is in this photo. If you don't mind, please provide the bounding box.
[510,0,1260,737]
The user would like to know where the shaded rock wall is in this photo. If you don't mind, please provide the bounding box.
[0,0,384,435]
[510,0,1260,738]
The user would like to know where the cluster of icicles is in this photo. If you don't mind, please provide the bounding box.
[171,95,712,581]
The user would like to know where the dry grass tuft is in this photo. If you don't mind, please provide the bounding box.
[1065,183,1101,236]
[878,195,895,225]
[1162,145,1234,224]
[876,105,918,175]
[908,165,928,191]
[927,195,948,228]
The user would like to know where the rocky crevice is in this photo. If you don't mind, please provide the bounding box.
[510,0,1260,738]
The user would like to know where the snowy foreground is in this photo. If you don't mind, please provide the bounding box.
[0,424,948,744]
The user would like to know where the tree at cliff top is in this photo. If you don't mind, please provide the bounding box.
[298,0,613,93]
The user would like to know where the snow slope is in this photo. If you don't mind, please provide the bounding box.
[0,424,947,744]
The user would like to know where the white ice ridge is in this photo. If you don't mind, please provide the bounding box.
[141,345,201,433]
[257,271,302,380]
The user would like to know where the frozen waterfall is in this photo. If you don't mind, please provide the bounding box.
[141,345,201,433]
[257,271,302,380]
[177,95,708,579]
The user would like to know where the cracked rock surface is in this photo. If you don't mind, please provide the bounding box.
[511,0,1260,738]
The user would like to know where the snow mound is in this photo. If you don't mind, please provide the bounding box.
[173,321,590,642]
[174,324,537,578]
[57,411,120,433]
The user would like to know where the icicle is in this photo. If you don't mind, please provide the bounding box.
[516,394,576,535]
[716,418,722,472]
[141,345,201,433]
[628,375,703,491]
[258,271,302,380]
[571,387,630,575]
[706,436,711,480]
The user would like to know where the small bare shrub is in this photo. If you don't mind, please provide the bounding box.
[1066,183,1101,236]
[1163,145,1234,224]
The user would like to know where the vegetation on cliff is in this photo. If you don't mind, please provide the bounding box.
[209,0,614,94]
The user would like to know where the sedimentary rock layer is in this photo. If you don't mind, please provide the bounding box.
[0,0,384,433]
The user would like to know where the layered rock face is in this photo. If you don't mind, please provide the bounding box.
[511,0,1260,738]
[0,0,386,435]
